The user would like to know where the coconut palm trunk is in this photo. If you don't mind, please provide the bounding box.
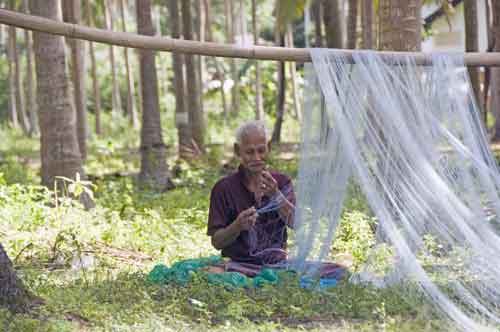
[252,0,264,120]
[379,0,421,51]
[30,0,86,192]
[491,0,500,140]
[182,0,204,152]
[347,0,358,49]
[464,0,482,119]
[361,0,374,49]
[85,0,102,135]
[63,0,88,160]
[105,0,122,116]
[322,0,343,48]
[22,0,38,136]
[119,0,139,129]
[136,0,172,190]
[7,24,18,129]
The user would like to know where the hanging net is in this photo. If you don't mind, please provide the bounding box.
[289,49,500,331]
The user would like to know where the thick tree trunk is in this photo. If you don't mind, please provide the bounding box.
[322,0,343,48]
[136,0,172,190]
[30,0,86,192]
[491,0,500,140]
[120,0,139,129]
[251,0,264,120]
[347,0,358,49]
[182,0,204,151]
[168,0,192,158]
[205,0,228,120]
[64,0,88,160]
[105,0,122,116]
[361,0,373,49]
[85,0,102,136]
[22,0,38,136]
[464,0,482,119]
[271,32,286,144]
[379,0,421,51]
[313,0,323,47]
[0,243,33,313]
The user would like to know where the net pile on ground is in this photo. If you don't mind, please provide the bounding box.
[290,49,500,331]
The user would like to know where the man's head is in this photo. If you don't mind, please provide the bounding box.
[234,120,271,174]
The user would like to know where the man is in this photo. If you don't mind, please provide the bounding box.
[207,120,295,265]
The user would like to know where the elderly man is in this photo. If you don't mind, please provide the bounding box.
[207,120,295,265]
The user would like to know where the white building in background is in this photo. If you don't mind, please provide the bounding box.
[422,0,489,52]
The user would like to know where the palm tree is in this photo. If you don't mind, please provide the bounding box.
[30,0,86,191]
[379,0,421,51]
[491,0,500,140]
[347,0,358,49]
[22,0,38,136]
[136,0,172,190]
[252,0,264,120]
[322,0,343,48]
[361,0,374,49]
[464,0,481,116]
[63,0,88,160]
[104,0,123,116]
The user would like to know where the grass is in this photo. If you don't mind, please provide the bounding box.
[0,123,456,332]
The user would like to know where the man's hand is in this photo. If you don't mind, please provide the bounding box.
[260,171,278,197]
[235,207,258,231]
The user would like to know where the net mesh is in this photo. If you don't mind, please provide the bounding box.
[289,49,500,331]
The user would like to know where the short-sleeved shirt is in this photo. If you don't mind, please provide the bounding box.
[207,165,295,264]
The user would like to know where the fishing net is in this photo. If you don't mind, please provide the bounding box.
[288,49,500,331]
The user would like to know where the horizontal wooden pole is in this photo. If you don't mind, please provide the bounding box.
[1,9,500,66]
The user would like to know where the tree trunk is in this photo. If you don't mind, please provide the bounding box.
[361,0,374,49]
[0,243,33,313]
[491,0,500,140]
[464,0,482,119]
[271,32,286,144]
[182,0,204,151]
[120,0,139,129]
[63,0,88,161]
[225,0,240,116]
[251,0,264,120]
[168,0,192,158]
[30,0,86,192]
[286,24,301,122]
[105,0,122,116]
[85,0,102,136]
[312,0,323,47]
[379,0,421,51]
[347,0,358,49]
[205,0,228,120]
[136,0,172,190]
[22,0,38,136]
[7,23,18,129]
[196,0,205,122]
[322,0,343,48]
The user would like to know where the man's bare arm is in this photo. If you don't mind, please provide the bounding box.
[211,207,257,250]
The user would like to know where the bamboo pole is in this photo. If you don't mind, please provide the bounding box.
[1,9,500,66]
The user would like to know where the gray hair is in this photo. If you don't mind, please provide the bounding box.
[235,120,269,145]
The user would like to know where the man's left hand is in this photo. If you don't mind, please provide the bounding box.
[260,171,279,197]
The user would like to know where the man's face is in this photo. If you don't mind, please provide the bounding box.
[235,131,270,174]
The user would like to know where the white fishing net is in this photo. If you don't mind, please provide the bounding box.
[290,49,500,331]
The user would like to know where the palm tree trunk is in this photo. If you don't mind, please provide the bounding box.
[85,0,102,136]
[313,0,323,47]
[136,0,172,189]
[22,0,38,136]
[182,0,204,151]
[464,0,482,119]
[168,0,192,158]
[271,32,286,144]
[205,0,228,120]
[0,243,33,313]
[7,24,18,129]
[64,0,88,160]
[30,0,86,191]
[105,0,122,116]
[361,0,374,49]
[379,0,421,51]
[347,0,358,49]
[196,0,205,120]
[322,0,343,48]
[251,0,264,120]
[225,0,240,116]
[286,24,301,122]
[119,0,139,129]
[491,0,500,140]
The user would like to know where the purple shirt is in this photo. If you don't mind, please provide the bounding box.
[207,165,295,264]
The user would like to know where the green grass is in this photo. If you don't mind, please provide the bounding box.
[0,124,452,332]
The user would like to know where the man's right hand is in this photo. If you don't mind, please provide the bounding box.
[235,207,257,231]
